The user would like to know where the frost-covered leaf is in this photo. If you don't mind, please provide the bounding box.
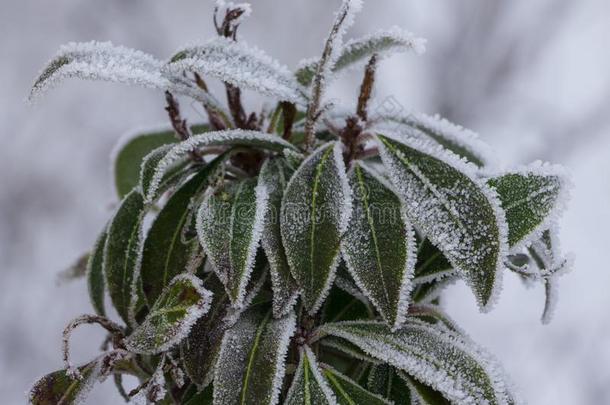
[145,129,297,202]
[167,37,305,104]
[29,41,171,102]
[124,274,212,354]
[323,367,391,405]
[319,336,381,366]
[29,361,100,405]
[213,309,296,405]
[104,189,146,324]
[112,127,178,198]
[411,276,457,305]
[259,158,299,318]
[413,237,454,284]
[141,153,227,305]
[181,273,229,388]
[281,142,352,314]
[197,178,268,308]
[487,162,569,250]
[184,384,213,405]
[342,162,415,330]
[87,227,108,317]
[377,134,508,311]
[285,346,337,405]
[379,113,494,168]
[320,321,514,404]
[397,371,450,405]
[296,27,425,86]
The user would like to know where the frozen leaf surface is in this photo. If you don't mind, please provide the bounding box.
[124,274,212,354]
[145,129,296,202]
[104,189,146,324]
[320,321,515,404]
[285,346,337,405]
[29,361,100,405]
[487,162,569,250]
[413,237,454,284]
[259,158,299,318]
[323,367,391,405]
[377,134,508,311]
[141,153,226,304]
[167,37,305,104]
[341,162,415,330]
[213,309,296,405]
[197,178,268,308]
[281,142,352,314]
[87,227,108,317]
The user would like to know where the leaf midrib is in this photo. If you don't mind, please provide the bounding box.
[240,311,272,404]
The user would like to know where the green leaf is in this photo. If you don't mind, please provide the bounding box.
[487,163,568,250]
[141,153,227,305]
[28,361,100,405]
[285,346,337,405]
[413,237,454,284]
[411,277,457,305]
[213,309,296,405]
[296,28,425,86]
[281,142,352,314]
[145,130,298,202]
[184,384,213,405]
[320,321,514,404]
[259,158,299,317]
[124,274,212,354]
[323,367,391,405]
[104,189,146,324]
[341,162,415,330]
[197,178,268,308]
[377,134,507,311]
[113,129,178,198]
[166,37,306,104]
[397,371,450,405]
[87,227,108,316]
[367,364,414,405]
[322,281,373,324]
[181,273,230,389]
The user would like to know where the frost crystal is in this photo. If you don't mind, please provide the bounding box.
[285,346,338,405]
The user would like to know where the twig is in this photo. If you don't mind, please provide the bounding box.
[356,55,378,122]
[193,73,229,130]
[280,102,297,140]
[165,91,203,161]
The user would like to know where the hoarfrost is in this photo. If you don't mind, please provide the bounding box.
[285,346,338,405]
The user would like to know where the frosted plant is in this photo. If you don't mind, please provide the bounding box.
[28,1,572,404]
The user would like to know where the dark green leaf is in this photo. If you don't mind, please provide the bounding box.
[413,237,454,284]
[87,227,108,316]
[320,321,515,404]
[281,142,352,314]
[104,189,146,324]
[397,371,450,405]
[124,274,212,354]
[323,367,391,405]
[487,164,568,249]
[377,134,507,311]
[28,361,100,405]
[341,162,416,330]
[197,178,268,308]
[141,153,227,304]
[367,364,414,405]
[259,158,299,317]
[213,309,296,404]
[285,346,337,405]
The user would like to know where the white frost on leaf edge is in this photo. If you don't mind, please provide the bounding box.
[269,312,298,405]
[376,133,510,313]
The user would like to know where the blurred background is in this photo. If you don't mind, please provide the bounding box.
[1,0,609,403]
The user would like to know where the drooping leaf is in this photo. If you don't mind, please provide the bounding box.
[413,237,454,284]
[141,153,227,305]
[104,189,146,324]
[167,37,305,104]
[124,274,213,354]
[181,273,229,389]
[379,113,493,168]
[323,367,391,405]
[29,41,170,102]
[197,178,268,308]
[112,128,178,198]
[320,321,514,404]
[145,130,297,202]
[29,361,100,405]
[487,162,569,250]
[296,27,426,86]
[213,309,296,405]
[86,227,107,317]
[341,162,415,330]
[377,134,508,311]
[258,158,299,318]
[285,346,337,405]
[281,142,352,314]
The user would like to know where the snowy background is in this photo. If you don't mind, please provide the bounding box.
[1,0,609,403]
